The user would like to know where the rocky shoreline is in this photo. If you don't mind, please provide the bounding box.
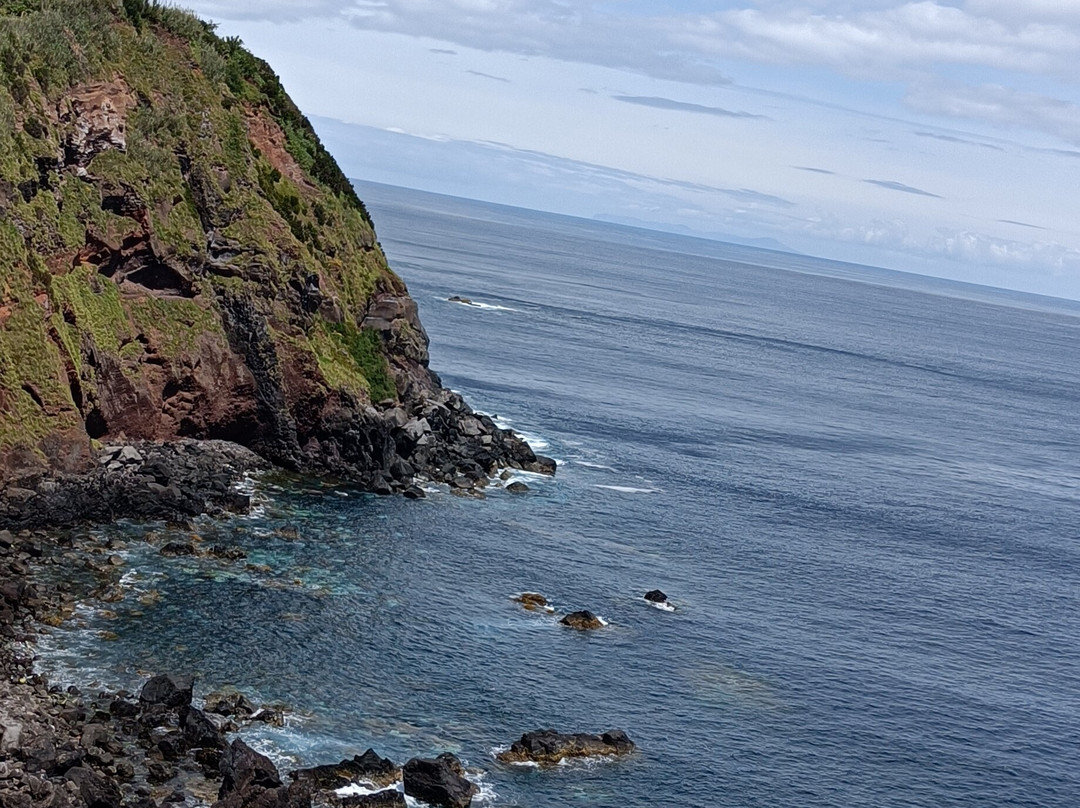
[0,484,633,808]
[0,385,555,531]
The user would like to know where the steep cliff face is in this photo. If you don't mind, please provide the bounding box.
[0,0,552,497]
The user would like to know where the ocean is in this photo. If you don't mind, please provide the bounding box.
[38,182,1080,807]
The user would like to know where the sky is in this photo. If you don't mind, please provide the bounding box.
[181,1,1080,299]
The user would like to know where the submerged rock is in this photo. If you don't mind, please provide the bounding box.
[505,482,529,494]
[160,542,197,558]
[513,592,550,611]
[402,754,477,808]
[203,690,256,718]
[559,610,605,630]
[496,729,635,766]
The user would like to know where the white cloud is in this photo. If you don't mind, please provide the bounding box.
[905,80,1080,144]
[675,3,1080,78]
[928,229,1080,275]
[185,0,344,22]
[185,1,1080,83]
[966,0,1080,26]
[184,0,1080,146]
[800,214,917,250]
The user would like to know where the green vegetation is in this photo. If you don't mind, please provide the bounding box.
[325,320,397,403]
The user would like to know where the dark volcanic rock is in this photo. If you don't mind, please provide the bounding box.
[0,441,265,530]
[139,674,194,709]
[291,748,400,790]
[159,542,197,558]
[182,707,226,751]
[402,754,477,808]
[65,766,122,808]
[505,482,529,494]
[512,593,550,611]
[204,690,256,718]
[643,589,668,604]
[559,610,605,630]
[496,729,635,766]
[340,789,405,808]
[218,739,282,799]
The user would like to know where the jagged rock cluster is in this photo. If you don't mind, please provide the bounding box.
[495,729,636,766]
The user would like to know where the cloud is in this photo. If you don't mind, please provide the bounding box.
[998,219,1045,230]
[793,166,837,175]
[182,0,343,23]
[467,70,511,83]
[798,212,1079,279]
[905,80,1080,145]
[966,0,1080,26]
[311,114,795,214]
[678,3,1080,79]
[913,131,1005,151]
[928,228,1080,274]
[430,48,457,55]
[801,214,917,250]
[612,95,767,119]
[185,1,1080,89]
[339,0,734,85]
[864,179,944,198]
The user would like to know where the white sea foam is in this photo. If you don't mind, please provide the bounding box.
[575,460,616,471]
[488,416,554,453]
[444,296,516,312]
[336,782,403,798]
[649,600,677,612]
[469,769,498,805]
[511,430,550,452]
[594,485,659,494]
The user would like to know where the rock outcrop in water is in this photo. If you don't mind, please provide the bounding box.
[496,729,635,766]
[291,749,401,791]
[559,610,605,630]
[402,754,478,808]
[0,0,553,526]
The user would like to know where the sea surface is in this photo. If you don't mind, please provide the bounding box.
[39,183,1080,807]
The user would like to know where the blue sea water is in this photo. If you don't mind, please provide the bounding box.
[39,183,1080,807]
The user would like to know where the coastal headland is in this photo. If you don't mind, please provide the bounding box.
[0,0,553,528]
[0,3,574,808]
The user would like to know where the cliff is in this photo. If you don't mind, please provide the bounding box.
[0,0,552,520]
